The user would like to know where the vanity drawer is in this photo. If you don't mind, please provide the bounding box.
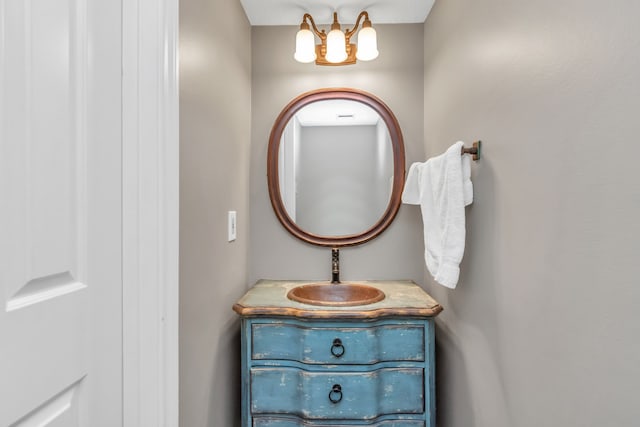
[253,418,425,427]
[251,323,425,364]
[250,367,424,419]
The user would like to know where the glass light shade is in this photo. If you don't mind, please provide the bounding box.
[325,29,348,63]
[356,26,378,61]
[294,28,317,63]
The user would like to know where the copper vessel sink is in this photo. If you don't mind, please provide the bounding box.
[287,283,385,307]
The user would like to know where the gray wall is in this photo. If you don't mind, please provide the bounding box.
[180,3,640,425]
[179,0,251,425]
[422,1,640,426]
[297,125,381,236]
[250,24,426,283]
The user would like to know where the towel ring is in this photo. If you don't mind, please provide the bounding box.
[461,141,481,161]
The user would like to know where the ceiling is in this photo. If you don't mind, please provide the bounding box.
[240,0,435,26]
[296,100,381,126]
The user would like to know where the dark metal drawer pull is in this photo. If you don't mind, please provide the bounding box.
[330,338,345,357]
[328,384,343,403]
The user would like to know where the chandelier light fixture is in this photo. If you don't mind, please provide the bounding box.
[294,11,379,66]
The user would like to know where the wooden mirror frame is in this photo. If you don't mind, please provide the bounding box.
[267,88,406,247]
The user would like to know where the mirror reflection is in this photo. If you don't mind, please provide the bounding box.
[278,99,393,236]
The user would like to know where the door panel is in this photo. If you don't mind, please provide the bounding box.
[3,0,83,304]
[11,381,82,426]
[0,0,122,425]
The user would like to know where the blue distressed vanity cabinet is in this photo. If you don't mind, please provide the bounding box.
[233,280,443,427]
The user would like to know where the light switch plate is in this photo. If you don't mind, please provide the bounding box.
[228,211,237,242]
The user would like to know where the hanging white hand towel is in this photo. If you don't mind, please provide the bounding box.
[402,141,473,288]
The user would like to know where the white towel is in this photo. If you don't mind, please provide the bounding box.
[402,141,473,288]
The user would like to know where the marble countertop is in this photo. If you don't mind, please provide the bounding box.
[233,279,443,319]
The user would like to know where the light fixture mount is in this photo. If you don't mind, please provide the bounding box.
[295,11,378,66]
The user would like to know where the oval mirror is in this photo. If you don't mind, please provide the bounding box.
[267,88,405,247]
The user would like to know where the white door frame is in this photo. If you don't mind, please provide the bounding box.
[122,0,179,426]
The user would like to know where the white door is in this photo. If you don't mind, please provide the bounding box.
[0,0,123,425]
